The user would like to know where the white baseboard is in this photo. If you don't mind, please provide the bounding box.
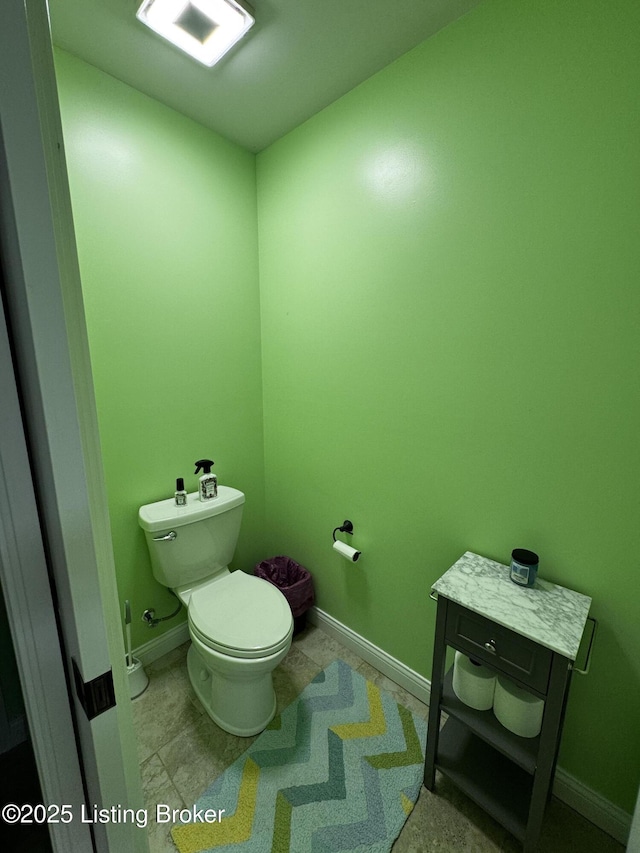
[552,769,632,846]
[134,619,189,667]
[307,606,631,846]
[306,606,431,706]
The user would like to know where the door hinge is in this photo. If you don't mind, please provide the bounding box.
[72,659,116,720]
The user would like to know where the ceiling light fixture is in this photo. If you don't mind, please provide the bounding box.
[136,0,254,67]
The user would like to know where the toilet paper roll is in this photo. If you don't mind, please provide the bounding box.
[452,651,496,711]
[333,540,361,562]
[493,676,544,738]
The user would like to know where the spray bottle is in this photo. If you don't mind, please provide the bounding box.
[195,459,217,501]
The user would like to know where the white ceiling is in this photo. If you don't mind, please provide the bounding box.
[49,0,484,153]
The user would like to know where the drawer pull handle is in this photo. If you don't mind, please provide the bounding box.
[484,640,497,654]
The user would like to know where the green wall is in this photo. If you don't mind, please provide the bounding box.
[54,50,264,649]
[55,0,639,817]
[257,0,640,812]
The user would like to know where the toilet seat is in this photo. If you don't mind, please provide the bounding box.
[188,571,293,660]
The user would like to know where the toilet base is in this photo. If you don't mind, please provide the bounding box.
[186,640,283,737]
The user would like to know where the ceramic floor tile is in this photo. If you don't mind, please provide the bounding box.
[165,655,207,716]
[292,623,364,671]
[273,643,323,711]
[499,797,625,852]
[395,775,506,852]
[356,660,429,721]
[146,816,182,853]
[145,641,189,676]
[139,754,185,853]
[158,713,254,807]
[140,753,184,813]
[131,664,203,764]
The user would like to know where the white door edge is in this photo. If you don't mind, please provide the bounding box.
[0,2,147,851]
[0,280,93,851]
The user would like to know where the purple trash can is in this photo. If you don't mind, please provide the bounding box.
[254,556,315,635]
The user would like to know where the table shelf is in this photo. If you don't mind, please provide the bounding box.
[436,716,531,842]
[441,666,539,775]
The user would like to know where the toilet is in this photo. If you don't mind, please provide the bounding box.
[138,486,293,736]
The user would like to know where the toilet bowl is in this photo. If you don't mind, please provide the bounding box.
[138,486,293,736]
[180,570,293,735]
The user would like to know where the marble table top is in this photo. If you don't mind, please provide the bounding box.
[432,551,592,661]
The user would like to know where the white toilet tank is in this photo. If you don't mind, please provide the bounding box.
[138,486,245,589]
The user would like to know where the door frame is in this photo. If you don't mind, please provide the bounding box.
[0,2,146,851]
[0,280,94,850]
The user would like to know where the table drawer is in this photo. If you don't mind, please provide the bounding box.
[445,600,552,695]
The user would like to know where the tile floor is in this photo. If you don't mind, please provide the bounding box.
[132,624,623,852]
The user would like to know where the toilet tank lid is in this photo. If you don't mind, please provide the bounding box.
[138,486,245,532]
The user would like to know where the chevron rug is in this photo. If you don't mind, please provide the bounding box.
[171,659,427,853]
